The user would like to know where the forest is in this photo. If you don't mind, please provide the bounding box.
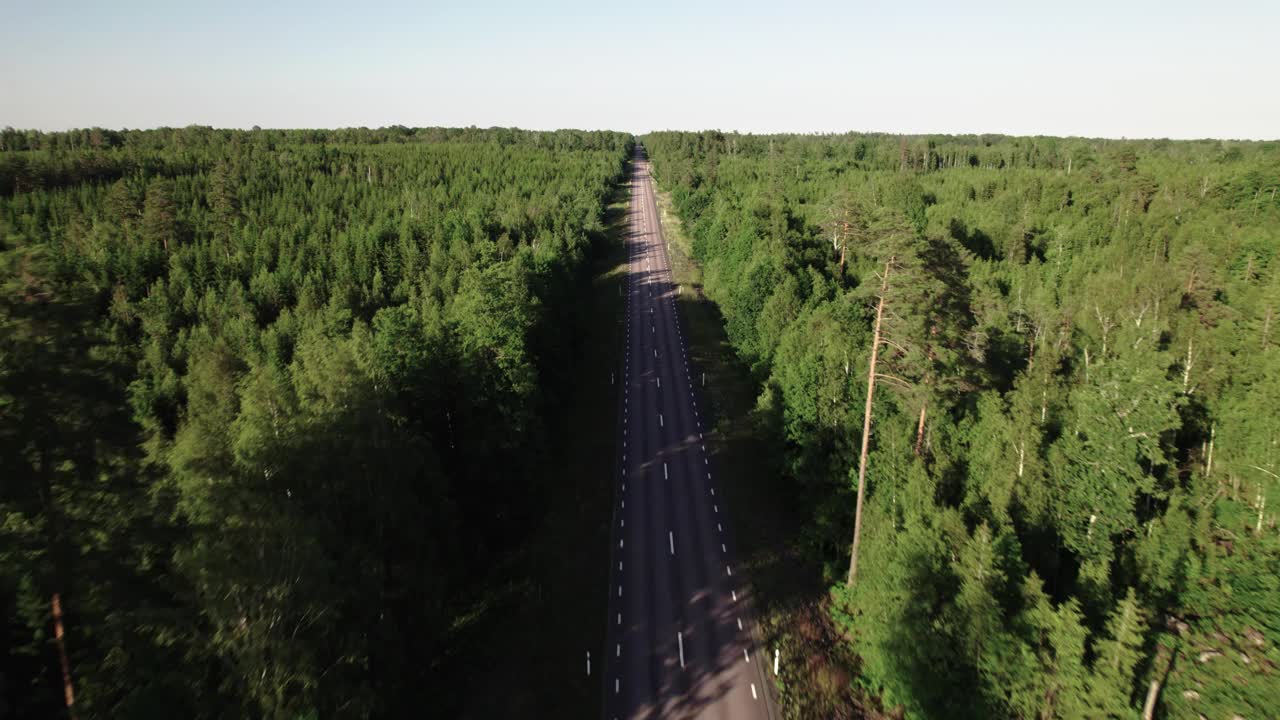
[4,123,1278,720]
[0,126,632,717]
[641,131,1280,719]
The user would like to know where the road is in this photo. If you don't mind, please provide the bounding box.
[602,147,775,720]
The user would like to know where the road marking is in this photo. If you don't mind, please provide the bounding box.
[659,413,664,428]
[617,613,621,625]
[751,683,758,700]
[669,531,675,555]
[587,651,591,676]
[619,539,624,548]
[718,523,722,532]
[616,678,620,694]
[619,561,622,570]
[744,648,751,663]
[710,487,715,495]
[617,643,621,657]
[663,463,668,479]
[678,631,685,668]
[727,565,733,576]
[618,585,622,597]
[732,590,737,601]
[714,504,718,513]
[722,543,727,553]
[738,617,743,630]
[620,518,624,527]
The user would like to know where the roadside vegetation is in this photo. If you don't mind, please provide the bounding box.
[643,131,1280,719]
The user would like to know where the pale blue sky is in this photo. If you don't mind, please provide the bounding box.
[1,0,1276,138]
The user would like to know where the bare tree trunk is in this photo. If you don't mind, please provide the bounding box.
[914,400,927,456]
[1140,676,1161,719]
[1258,490,1266,533]
[1205,424,1215,477]
[37,442,78,720]
[847,261,890,587]
[51,592,78,720]
[1142,644,1176,720]
[1183,338,1194,393]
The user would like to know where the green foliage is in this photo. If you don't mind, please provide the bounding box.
[0,126,631,717]
[644,131,1280,718]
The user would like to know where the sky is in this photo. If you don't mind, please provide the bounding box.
[1,0,1276,139]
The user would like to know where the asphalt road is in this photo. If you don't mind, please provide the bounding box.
[602,147,776,720]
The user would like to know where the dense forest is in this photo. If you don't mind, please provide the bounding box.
[4,123,1277,719]
[0,126,631,717]
[642,131,1280,719]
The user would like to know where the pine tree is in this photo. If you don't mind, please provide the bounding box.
[141,177,178,252]
[1087,588,1147,717]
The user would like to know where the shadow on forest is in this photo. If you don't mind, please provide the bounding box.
[436,176,634,719]
[949,218,997,261]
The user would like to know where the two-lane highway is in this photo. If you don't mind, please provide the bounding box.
[603,147,774,720]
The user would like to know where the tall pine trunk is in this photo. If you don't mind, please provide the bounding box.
[847,261,891,587]
[51,592,77,719]
[914,399,927,456]
[39,446,78,720]
[839,222,848,275]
